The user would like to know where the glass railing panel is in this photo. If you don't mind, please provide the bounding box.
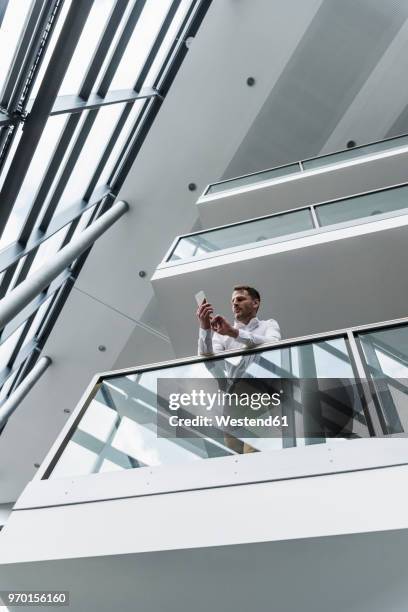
[315,184,408,227]
[48,335,370,479]
[206,163,300,196]
[204,135,408,197]
[358,325,408,435]
[169,209,314,262]
[303,134,408,171]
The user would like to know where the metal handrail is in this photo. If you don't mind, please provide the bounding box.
[98,314,408,379]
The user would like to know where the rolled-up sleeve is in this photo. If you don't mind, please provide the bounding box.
[198,328,213,355]
[198,328,226,355]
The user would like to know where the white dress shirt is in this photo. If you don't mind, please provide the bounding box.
[198,317,281,355]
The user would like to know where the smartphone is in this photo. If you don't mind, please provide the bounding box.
[195,290,207,306]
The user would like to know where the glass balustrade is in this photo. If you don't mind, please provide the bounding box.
[303,134,408,171]
[205,133,408,196]
[316,183,408,226]
[47,328,382,480]
[168,184,408,263]
[358,325,408,435]
[206,163,300,196]
[169,209,314,261]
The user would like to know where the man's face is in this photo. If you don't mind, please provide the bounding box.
[231,290,259,323]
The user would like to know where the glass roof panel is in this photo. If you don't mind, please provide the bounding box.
[29,0,73,101]
[101,0,173,92]
[58,0,117,97]
[96,98,145,189]
[0,0,206,413]
[52,103,126,215]
[0,0,35,97]
[0,114,68,253]
[143,0,192,88]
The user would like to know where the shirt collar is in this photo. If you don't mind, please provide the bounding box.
[234,317,259,330]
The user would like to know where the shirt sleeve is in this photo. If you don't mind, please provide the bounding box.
[235,319,281,348]
[197,328,225,355]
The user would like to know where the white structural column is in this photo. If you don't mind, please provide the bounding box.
[0,356,51,427]
[0,200,129,332]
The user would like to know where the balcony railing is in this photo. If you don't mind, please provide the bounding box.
[204,132,408,197]
[166,182,408,263]
[42,317,408,480]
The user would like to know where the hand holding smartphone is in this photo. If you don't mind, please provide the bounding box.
[195,290,213,330]
[195,290,207,306]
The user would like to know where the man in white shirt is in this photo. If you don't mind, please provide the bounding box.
[197,285,281,355]
[196,285,281,454]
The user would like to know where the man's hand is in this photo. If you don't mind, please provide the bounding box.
[196,300,214,329]
[211,315,238,338]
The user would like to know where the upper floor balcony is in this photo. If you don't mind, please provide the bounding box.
[1,317,408,582]
[197,133,408,228]
[153,182,408,357]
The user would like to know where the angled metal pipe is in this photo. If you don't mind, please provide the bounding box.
[0,200,128,331]
[0,356,51,427]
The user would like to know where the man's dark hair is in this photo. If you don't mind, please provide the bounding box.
[233,285,261,302]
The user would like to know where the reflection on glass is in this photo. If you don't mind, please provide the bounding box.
[0,116,68,253]
[170,209,313,261]
[303,134,408,171]
[207,163,300,196]
[49,336,369,479]
[316,184,408,226]
[358,326,408,435]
